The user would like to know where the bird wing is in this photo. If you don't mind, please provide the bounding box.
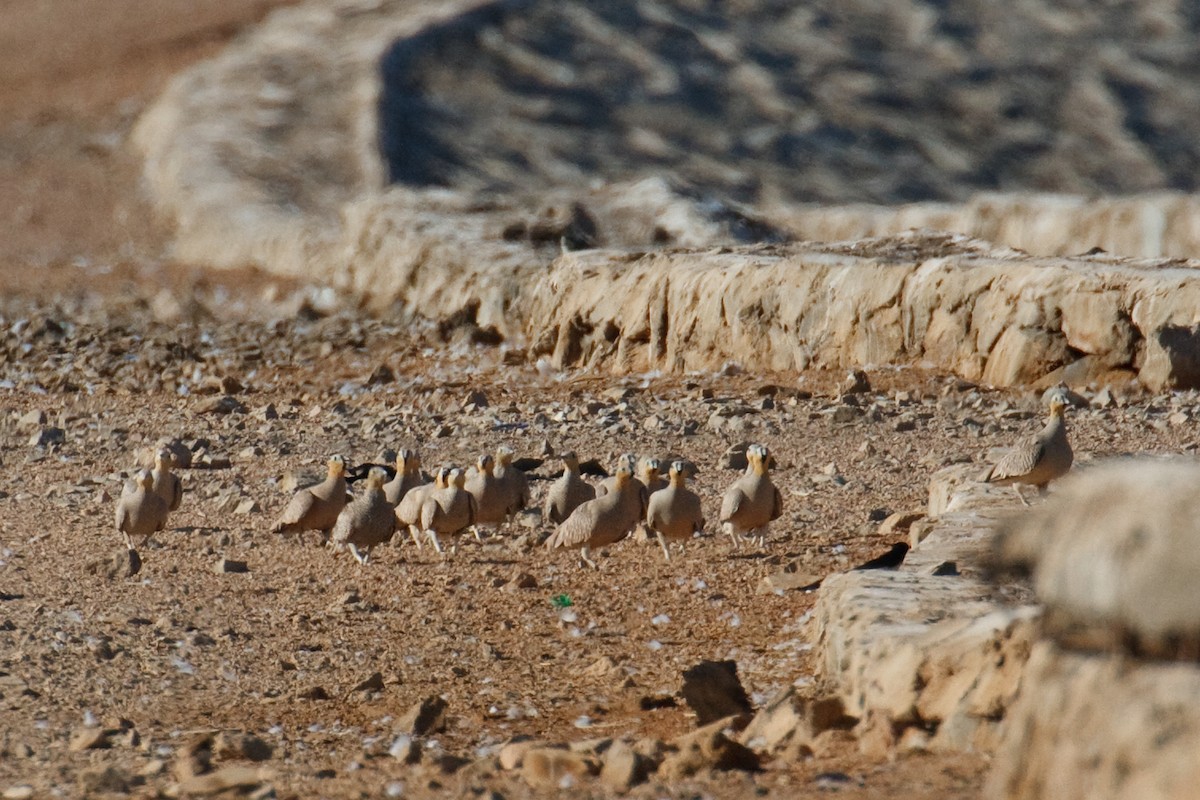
[770,486,784,521]
[551,505,594,549]
[115,502,129,532]
[280,490,316,526]
[170,476,183,511]
[989,438,1046,482]
[720,487,746,522]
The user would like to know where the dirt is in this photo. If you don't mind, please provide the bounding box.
[1,2,1196,798]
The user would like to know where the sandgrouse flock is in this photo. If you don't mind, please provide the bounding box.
[115,390,1077,569]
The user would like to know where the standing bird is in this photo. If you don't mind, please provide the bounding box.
[646,461,705,561]
[547,461,640,569]
[383,449,426,506]
[116,469,169,550]
[420,468,477,554]
[639,457,668,495]
[720,444,783,548]
[596,453,650,531]
[150,448,184,518]
[332,467,395,565]
[466,454,508,539]
[271,455,349,538]
[396,467,448,549]
[543,451,596,524]
[494,445,530,521]
[983,391,1073,505]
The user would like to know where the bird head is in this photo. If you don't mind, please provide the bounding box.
[1048,391,1069,417]
[669,460,688,484]
[561,451,579,470]
[450,468,467,489]
[495,446,515,466]
[137,469,154,489]
[155,448,174,469]
[640,457,662,481]
[436,467,452,488]
[327,455,347,477]
[367,467,388,489]
[613,461,633,486]
[478,453,495,474]
[750,444,770,475]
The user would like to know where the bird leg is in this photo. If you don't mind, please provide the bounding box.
[348,543,367,565]
[656,531,671,562]
[471,525,484,542]
[123,532,134,551]
[425,530,443,554]
[407,524,424,549]
[1012,484,1031,507]
[724,522,741,549]
[580,545,598,570]
[753,526,767,548]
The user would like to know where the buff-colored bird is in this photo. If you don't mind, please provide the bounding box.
[494,445,530,520]
[420,468,477,554]
[383,449,426,506]
[150,448,183,516]
[547,461,640,569]
[466,453,508,538]
[396,467,448,548]
[116,469,168,550]
[596,453,650,532]
[647,461,705,560]
[720,444,783,547]
[543,451,596,524]
[984,391,1073,505]
[271,455,348,537]
[332,467,395,565]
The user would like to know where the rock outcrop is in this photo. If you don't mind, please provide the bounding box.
[527,234,1200,391]
[986,460,1200,800]
[811,465,1039,756]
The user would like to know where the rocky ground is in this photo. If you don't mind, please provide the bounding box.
[0,275,1198,799]
[6,2,1200,798]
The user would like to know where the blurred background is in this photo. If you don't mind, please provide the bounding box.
[5,0,1200,282]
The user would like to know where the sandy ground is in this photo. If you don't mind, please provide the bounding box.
[1,2,1196,798]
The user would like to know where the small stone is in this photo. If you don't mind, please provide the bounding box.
[462,389,489,408]
[508,572,538,590]
[3,786,34,800]
[521,748,595,788]
[234,499,259,515]
[841,369,871,395]
[599,741,650,791]
[213,732,273,762]
[68,727,110,751]
[879,510,925,536]
[351,671,385,693]
[498,738,545,770]
[396,696,447,736]
[829,405,863,424]
[16,410,45,430]
[177,766,271,796]
[196,395,247,415]
[215,558,249,574]
[658,717,758,780]
[388,734,421,764]
[28,427,65,447]
[92,548,141,580]
[680,660,752,725]
[78,766,131,795]
[255,404,279,421]
[367,364,395,386]
[721,442,752,471]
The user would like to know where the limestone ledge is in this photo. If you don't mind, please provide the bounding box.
[810,465,1038,755]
